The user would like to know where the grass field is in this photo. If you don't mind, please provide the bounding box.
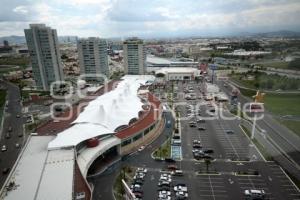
[0,57,30,68]
[0,90,6,107]
[239,87,300,137]
[257,61,289,69]
[0,90,7,124]
[231,71,300,91]
[264,93,300,116]
[153,138,171,158]
[279,120,300,137]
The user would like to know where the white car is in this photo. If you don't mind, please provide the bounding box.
[159,176,171,182]
[130,184,141,190]
[137,168,147,173]
[138,145,145,152]
[176,191,188,198]
[161,173,171,178]
[159,190,171,196]
[158,194,171,200]
[174,186,188,192]
[1,145,7,152]
[244,189,265,199]
[134,172,145,179]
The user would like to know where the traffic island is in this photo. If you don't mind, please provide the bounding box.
[152,137,171,160]
[234,170,260,177]
[112,166,135,200]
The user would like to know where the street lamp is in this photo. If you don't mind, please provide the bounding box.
[250,91,265,139]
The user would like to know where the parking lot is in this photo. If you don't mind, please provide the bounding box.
[132,80,300,200]
[129,162,299,200]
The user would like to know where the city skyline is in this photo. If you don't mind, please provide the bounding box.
[1,0,300,38]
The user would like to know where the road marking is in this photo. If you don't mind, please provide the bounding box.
[208,175,216,200]
[239,124,266,162]
[277,166,300,192]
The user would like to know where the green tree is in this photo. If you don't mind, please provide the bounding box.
[205,159,211,173]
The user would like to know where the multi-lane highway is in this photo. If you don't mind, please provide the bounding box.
[0,80,24,187]
[218,79,300,158]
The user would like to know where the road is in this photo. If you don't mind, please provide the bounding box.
[0,80,24,187]
[89,111,174,200]
[218,78,300,164]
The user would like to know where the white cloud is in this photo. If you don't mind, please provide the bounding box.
[13,6,28,14]
[1,0,300,37]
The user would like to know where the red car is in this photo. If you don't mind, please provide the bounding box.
[167,165,178,170]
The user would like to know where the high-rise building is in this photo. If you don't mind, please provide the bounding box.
[3,40,9,47]
[77,37,109,81]
[24,24,64,90]
[123,38,146,75]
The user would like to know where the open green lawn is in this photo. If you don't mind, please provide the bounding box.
[258,61,289,69]
[0,90,7,122]
[0,90,7,107]
[279,120,300,137]
[237,86,300,116]
[239,87,300,137]
[231,71,300,91]
[0,57,30,68]
[153,138,171,158]
[264,93,300,116]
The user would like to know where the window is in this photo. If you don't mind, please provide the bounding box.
[133,133,143,141]
[144,127,150,135]
[121,139,131,147]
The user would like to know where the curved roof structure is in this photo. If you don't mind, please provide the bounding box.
[48,75,155,149]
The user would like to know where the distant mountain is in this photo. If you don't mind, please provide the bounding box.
[0,35,78,45]
[240,30,300,38]
[0,35,26,45]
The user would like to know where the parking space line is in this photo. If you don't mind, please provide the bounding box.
[208,176,216,200]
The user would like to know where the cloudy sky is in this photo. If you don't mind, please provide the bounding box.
[1,0,300,38]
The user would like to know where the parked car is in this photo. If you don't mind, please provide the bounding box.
[158,181,171,187]
[2,168,10,174]
[193,140,201,145]
[173,185,188,192]
[133,179,143,185]
[138,145,145,152]
[244,189,265,200]
[130,184,142,190]
[203,149,214,154]
[193,144,202,149]
[225,130,234,134]
[165,158,176,163]
[175,191,188,198]
[203,154,213,160]
[172,170,184,176]
[189,122,196,127]
[197,119,205,123]
[5,133,11,139]
[1,145,7,152]
[198,126,206,131]
[137,168,147,173]
[167,165,178,171]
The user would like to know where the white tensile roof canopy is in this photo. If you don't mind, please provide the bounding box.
[48,75,155,150]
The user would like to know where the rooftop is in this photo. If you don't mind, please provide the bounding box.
[155,67,199,74]
[147,55,198,66]
[48,75,155,149]
[0,136,74,200]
